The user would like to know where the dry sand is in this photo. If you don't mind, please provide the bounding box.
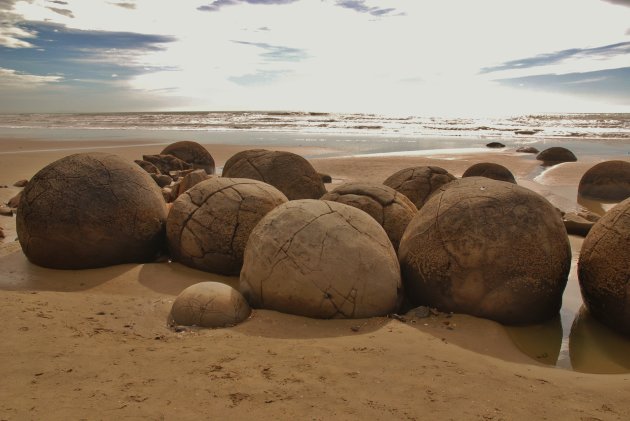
[1,136,630,420]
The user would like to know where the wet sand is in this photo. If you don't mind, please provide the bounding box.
[1,135,630,419]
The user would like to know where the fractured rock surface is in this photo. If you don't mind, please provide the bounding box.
[383,166,456,209]
[240,199,402,319]
[161,141,216,175]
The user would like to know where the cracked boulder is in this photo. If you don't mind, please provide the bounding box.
[536,147,577,165]
[171,282,251,328]
[161,141,216,175]
[222,149,326,200]
[398,177,571,325]
[240,199,402,319]
[142,154,192,175]
[320,182,417,251]
[17,152,168,269]
[166,177,288,275]
[578,198,630,335]
[578,160,630,202]
[462,162,516,184]
[383,166,456,210]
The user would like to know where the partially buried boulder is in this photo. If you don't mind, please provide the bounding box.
[167,177,287,275]
[578,160,630,202]
[320,182,417,251]
[142,154,192,175]
[562,212,595,237]
[222,149,326,200]
[240,200,402,319]
[462,162,516,184]
[578,198,630,336]
[486,142,505,148]
[516,146,539,154]
[536,147,577,165]
[17,153,167,269]
[398,177,571,325]
[161,141,215,175]
[383,166,456,209]
[171,282,251,328]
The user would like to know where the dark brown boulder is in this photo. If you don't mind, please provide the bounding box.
[516,146,539,154]
[13,179,28,187]
[563,212,594,237]
[151,173,173,188]
[383,166,456,209]
[222,149,326,200]
[7,191,21,208]
[578,198,630,335]
[462,162,516,184]
[142,154,192,175]
[135,159,161,174]
[17,153,167,269]
[536,147,577,164]
[578,160,630,202]
[486,142,505,148]
[161,141,215,175]
[321,182,417,251]
[319,173,332,184]
[398,177,571,325]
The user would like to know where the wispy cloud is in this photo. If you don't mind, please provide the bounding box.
[232,40,307,62]
[0,0,37,48]
[602,0,630,6]
[334,0,399,16]
[481,42,630,74]
[198,0,298,12]
[229,69,288,86]
[46,7,75,18]
[109,1,136,9]
[0,67,62,87]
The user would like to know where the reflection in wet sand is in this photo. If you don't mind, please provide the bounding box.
[505,316,562,366]
[577,194,619,216]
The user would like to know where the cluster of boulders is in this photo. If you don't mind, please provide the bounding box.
[13,141,630,335]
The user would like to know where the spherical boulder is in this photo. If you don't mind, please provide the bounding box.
[516,146,539,154]
[222,149,326,200]
[398,177,571,325]
[536,147,577,164]
[383,166,456,209]
[171,282,251,328]
[462,162,516,184]
[161,141,216,175]
[17,153,167,269]
[578,160,630,202]
[240,200,402,319]
[167,177,288,275]
[578,198,630,335]
[320,182,417,251]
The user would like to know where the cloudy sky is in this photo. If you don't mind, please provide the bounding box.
[0,0,629,115]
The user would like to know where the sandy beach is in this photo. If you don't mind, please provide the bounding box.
[1,134,630,420]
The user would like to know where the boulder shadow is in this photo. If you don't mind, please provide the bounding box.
[138,261,239,296]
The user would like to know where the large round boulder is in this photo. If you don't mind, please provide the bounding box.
[320,182,417,251]
[398,177,571,325]
[167,177,287,275]
[240,200,402,319]
[462,162,516,184]
[536,147,577,164]
[161,141,215,175]
[578,160,630,202]
[222,149,326,200]
[171,282,251,328]
[383,166,456,209]
[17,153,167,269]
[578,198,630,335]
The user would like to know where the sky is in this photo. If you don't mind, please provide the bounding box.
[0,0,629,115]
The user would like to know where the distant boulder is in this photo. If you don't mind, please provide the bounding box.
[7,191,21,208]
[486,142,505,148]
[462,162,516,184]
[516,146,539,154]
[536,147,577,165]
[13,179,28,188]
[578,160,630,202]
[161,141,216,175]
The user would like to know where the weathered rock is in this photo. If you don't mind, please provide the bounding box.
[222,149,326,200]
[578,198,630,335]
[321,182,417,251]
[142,154,192,175]
[0,205,12,216]
[134,160,161,174]
[7,191,21,208]
[486,142,505,148]
[383,166,456,209]
[578,210,600,223]
[536,147,577,164]
[0,227,4,239]
[578,160,630,202]
[172,169,209,198]
[13,179,28,187]
[151,173,173,188]
[563,212,594,237]
[171,282,251,328]
[240,200,402,319]
[398,177,571,325]
[319,173,332,184]
[167,177,288,275]
[462,162,516,184]
[516,146,540,154]
[161,141,216,175]
[515,130,541,135]
[17,153,167,269]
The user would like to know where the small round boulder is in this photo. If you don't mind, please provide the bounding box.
[462,162,516,184]
[222,149,326,200]
[171,282,251,328]
[167,177,288,275]
[536,147,577,164]
[161,141,215,175]
[398,177,571,325]
[321,182,417,251]
[578,160,630,202]
[383,166,456,209]
[17,153,167,269]
[578,198,630,335]
[240,200,402,319]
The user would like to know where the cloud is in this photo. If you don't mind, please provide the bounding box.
[109,2,136,9]
[0,67,62,87]
[481,42,630,73]
[0,0,37,48]
[602,0,630,6]
[232,40,307,62]
[46,7,75,18]
[48,1,69,5]
[198,0,299,12]
[334,0,398,16]
[229,69,288,86]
